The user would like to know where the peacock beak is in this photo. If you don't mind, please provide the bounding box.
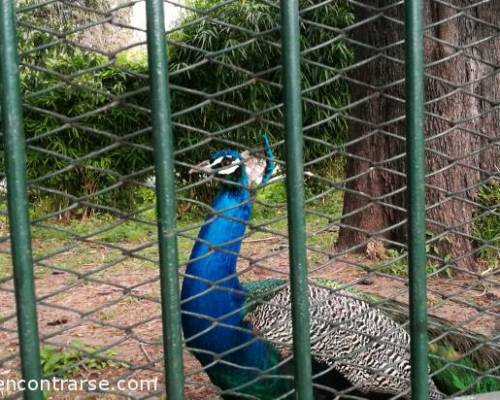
[188,159,212,174]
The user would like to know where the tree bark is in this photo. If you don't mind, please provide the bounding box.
[336,0,498,271]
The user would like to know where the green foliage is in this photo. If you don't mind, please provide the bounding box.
[10,3,154,214]
[4,24,155,215]
[377,247,452,277]
[258,182,288,205]
[252,181,344,223]
[169,0,354,165]
[8,0,354,215]
[253,181,287,219]
[473,183,500,267]
[21,48,152,211]
[40,340,122,378]
[430,344,500,395]
[425,232,454,277]
[29,207,157,242]
[96,218,155,242]
[377,249,408,276]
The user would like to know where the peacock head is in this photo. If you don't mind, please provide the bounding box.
[189,134,276,188]
[189,149,248,186]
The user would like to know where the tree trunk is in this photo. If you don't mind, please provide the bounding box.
[336,0,498,271]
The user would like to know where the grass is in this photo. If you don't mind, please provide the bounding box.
[1,179,496,281]
[430,343,500,395]
[376,249,409,276]
[0,182,346,277]
[0,182,347,279]
[40,339,124,378]
[375,248,454,278]
[30,207,158,243]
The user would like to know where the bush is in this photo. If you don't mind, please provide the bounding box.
[2,0,353,215]
[253,181,288,220]
[169,1,353,166]
[7,25,154,215]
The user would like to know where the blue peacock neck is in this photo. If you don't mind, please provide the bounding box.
[181,183,253,350]
[183,184,251,293]
[181,182,292,397]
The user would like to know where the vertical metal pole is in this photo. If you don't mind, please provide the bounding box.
[280,1,314,399]
[0,0,43,398]
[145,1,185,399]
[405,0,428,399]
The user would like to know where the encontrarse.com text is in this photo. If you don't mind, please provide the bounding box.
[0,377,158,395]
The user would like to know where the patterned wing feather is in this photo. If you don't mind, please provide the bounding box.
[246,283,443,399]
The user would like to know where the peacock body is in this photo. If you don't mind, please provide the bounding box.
[181,139,493,399]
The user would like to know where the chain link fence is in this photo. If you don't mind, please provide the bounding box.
[0,0,498,399]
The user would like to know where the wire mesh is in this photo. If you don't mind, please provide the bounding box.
[0,0,498,399]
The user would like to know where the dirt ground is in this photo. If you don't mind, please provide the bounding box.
[0,234,498,399]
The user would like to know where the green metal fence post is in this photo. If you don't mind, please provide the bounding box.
[145,1,185,399]
[0,0,43,398]
[405,0,428,399]
[279,1,314,399]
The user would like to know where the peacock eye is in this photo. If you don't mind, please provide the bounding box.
[221,157,233,167]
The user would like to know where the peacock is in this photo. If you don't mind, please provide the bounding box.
[180,135,498,399]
